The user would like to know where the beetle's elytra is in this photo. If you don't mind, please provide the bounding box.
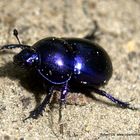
[0,29,135,120]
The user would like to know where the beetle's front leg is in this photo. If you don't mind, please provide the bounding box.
[23,86,54,121]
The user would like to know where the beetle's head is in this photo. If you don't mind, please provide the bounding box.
[13,48,38,68]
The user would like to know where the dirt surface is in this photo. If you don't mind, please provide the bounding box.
[0,0,140,139]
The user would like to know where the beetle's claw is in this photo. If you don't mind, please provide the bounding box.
[23,109,43,122]
[119,102,130,108]
[29,110,40,119]
[23,113,38,122]
[119,101,140,110]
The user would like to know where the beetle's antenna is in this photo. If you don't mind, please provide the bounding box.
[13,29,21,44]
[0,29,30,50]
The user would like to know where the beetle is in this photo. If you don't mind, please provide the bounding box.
[0,28,134,120]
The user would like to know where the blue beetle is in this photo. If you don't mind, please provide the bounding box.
[0,29,133,119]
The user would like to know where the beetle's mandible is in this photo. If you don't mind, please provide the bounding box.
[0,28,135,120]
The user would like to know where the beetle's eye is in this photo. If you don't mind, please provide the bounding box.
[14,53,22,65]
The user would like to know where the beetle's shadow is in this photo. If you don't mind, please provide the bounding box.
[0,61,46,106]
[0,61,119,109]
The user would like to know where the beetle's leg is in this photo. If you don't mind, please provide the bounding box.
[58,82,68,120]
[58,82,69,134]
[60,82,69,106]
[23,86,54,121]
[93,87,134,109]
[0,44,30,50]
[84,20,101,40]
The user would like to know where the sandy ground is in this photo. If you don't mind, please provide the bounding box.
[0,0,140,139]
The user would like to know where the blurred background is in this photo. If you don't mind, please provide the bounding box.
[0,0,140,139]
